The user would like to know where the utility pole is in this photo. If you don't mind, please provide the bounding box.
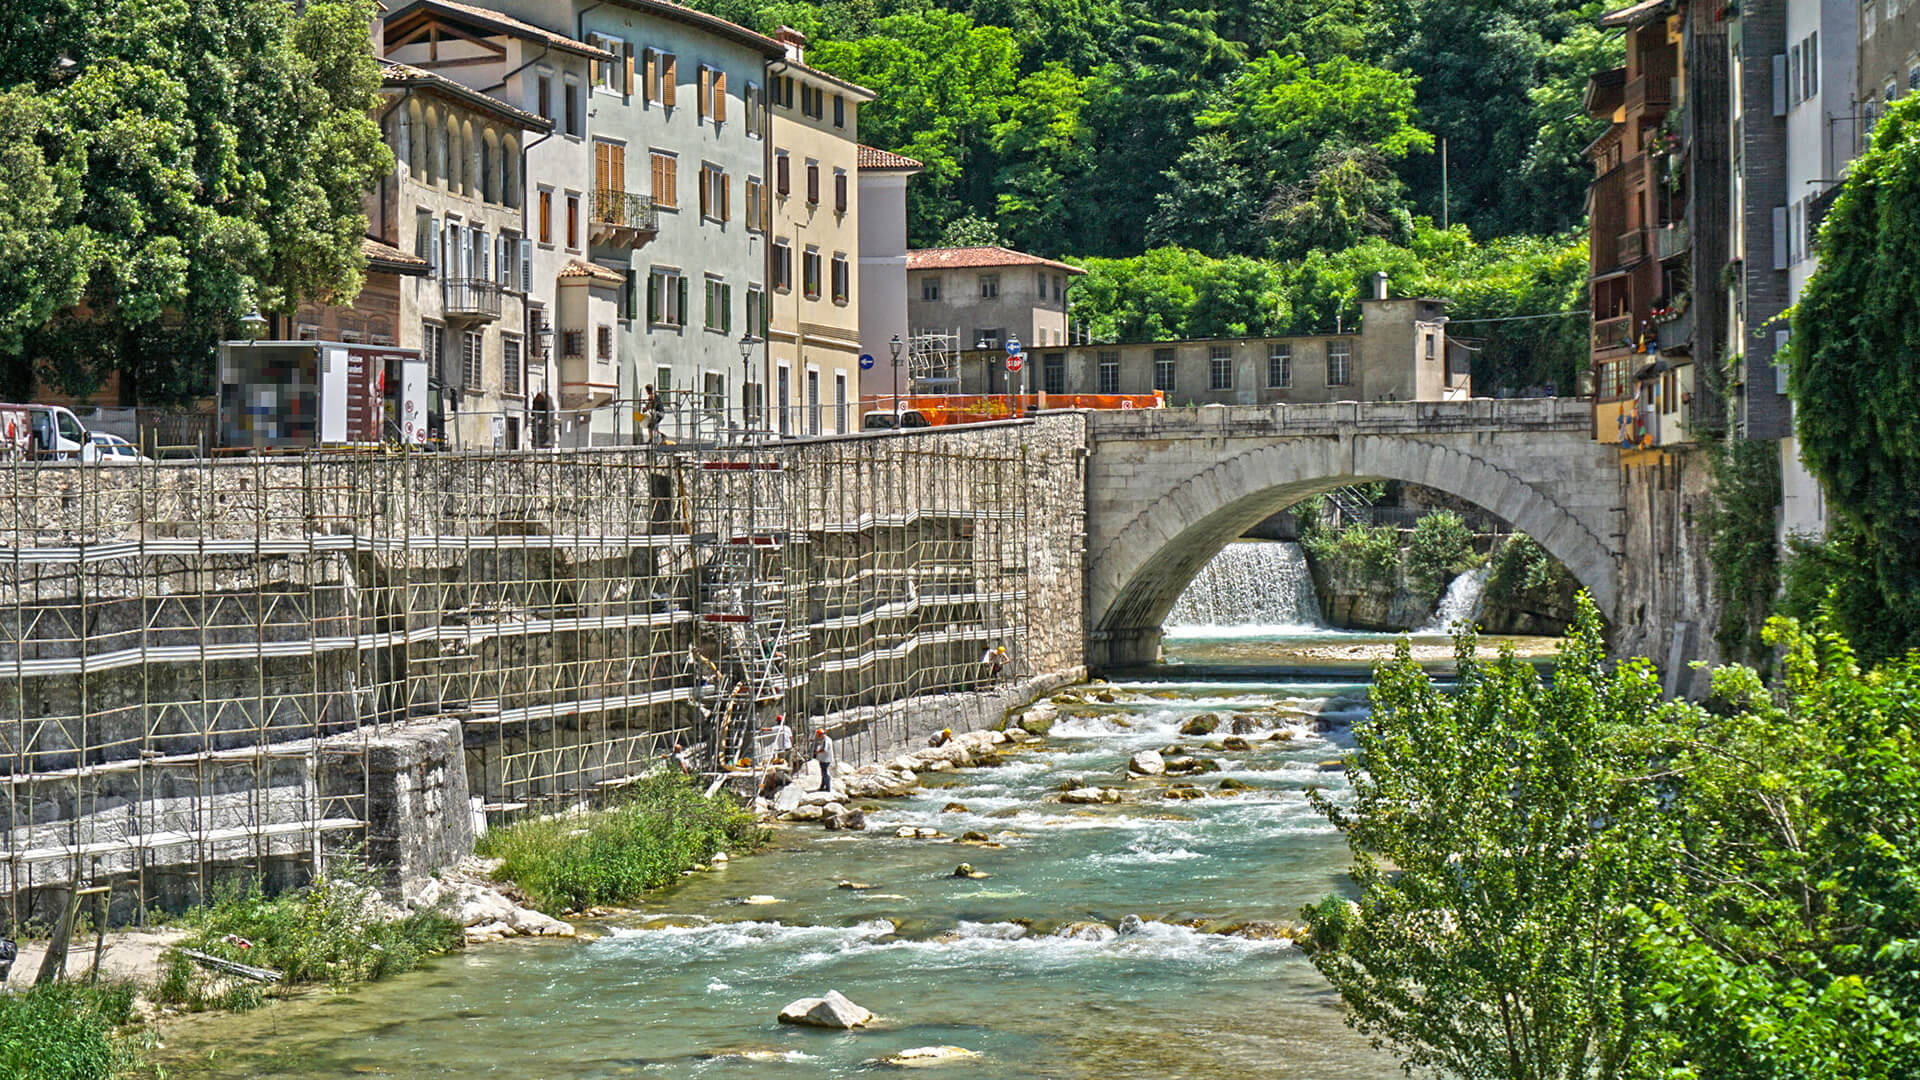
[1441,137,1449,231]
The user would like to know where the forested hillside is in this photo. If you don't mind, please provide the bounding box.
[696,0,1619,394]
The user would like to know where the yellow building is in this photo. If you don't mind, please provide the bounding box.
[765,27,873,437]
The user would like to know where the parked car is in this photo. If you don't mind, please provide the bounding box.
[81,431,153,463]
[861,409,932,431]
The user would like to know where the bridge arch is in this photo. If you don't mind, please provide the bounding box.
[1085,428,1619,668]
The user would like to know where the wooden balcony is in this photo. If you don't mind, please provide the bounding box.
[1655,221,1689,260]
[1617,228,1646,265]
[1624,73,1673,115]
[1592,315,1633,353]
[590,189,658,249]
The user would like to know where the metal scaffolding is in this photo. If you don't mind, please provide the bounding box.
[2,426,1036,925]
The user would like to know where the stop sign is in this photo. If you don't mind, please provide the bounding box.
[1006,354,1024,373]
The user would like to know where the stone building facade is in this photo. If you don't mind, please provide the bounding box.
[946,284,1463,406]
[766,28,873,438]
[906,247,1083,362]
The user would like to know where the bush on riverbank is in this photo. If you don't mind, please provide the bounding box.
[1403,510,1479,602]
[478,773,767,914]
[157,866,463,1006]
[0,981,142,1080]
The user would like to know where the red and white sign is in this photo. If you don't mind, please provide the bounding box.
[1005,354,1024,374]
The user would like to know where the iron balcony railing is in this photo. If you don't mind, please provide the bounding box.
[443,278,502,320]
[590,189,659,233]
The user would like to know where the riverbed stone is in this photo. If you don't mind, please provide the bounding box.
[941,802,970,813]
[1127,750,1165,776]
[789,804,826,821]
[772,785,804,814]
[1059,787,1107,804]
[1162,785,1206,800]
[1216,778,1255,792]
[880,1046,980,1066]
[1178,714,1219,736]
[952,863,988,879]
[1220,736,1252,751]
[777,990,873,1029]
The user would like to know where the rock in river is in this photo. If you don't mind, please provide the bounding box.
[880,1046,980,1066]
[1060,787,1119,805]
[1178,713,1219,736]
[777,990,873,1029]
[1127,749,1166,776]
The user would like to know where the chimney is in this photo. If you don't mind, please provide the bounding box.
[1371,271,1389,302]
[775,25,807,64]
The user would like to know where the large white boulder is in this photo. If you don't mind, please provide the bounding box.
[879,1046,979,1066]
[1059,787,1107,805]
[777,990,873,1029]
[1127,750,1166,776]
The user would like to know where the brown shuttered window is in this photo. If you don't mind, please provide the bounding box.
[806,162,818,206]
[776,153,789,196]
[834,171,847,214]
[714,70,727,123]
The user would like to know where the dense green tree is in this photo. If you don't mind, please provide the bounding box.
[1150,54,1431,257]
[1784,92,1920,660]
[1305,597,1678,1080]
[989,62,1094,253]
[0,0,392,404]
[1068,247,1288,343]
[1392,0,1609,237]
[809,10,1020,246]
[0,89,91,401]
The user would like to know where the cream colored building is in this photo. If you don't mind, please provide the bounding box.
[765,27,873,437]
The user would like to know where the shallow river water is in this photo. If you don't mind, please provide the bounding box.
[153,627,1551,1079]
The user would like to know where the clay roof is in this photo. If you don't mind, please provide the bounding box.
[363,237,430,275]
[857,145,924,171]
[558,259,625,285]
[380,63,551,130]
[1599,0,1671,28]
[905,246,1085,275]
[385,0,614,58]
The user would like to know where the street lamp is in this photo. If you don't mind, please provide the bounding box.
[738,333,759,439]
[240,308,268,338]
[888,334,903,427]
[977,337,993,418]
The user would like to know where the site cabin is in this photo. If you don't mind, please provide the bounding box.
[218,340,428,450]
[0,402,90,460]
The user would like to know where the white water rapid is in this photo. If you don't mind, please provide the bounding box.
[1165,541,1326,636]
[1419,567,1488,633]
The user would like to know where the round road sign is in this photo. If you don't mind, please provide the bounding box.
[1005,337,1023,356]
[858,353,875,370]
[1006,354,1024,374]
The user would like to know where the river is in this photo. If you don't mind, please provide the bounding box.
[152,543,1548,1079]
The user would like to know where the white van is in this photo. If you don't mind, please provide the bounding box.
[0,403,90,459]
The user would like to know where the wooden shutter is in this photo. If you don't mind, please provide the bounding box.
[676,276,687,325]
[644,49,657,103]
[698,165,710,218]
[714,71,727,123]
[698,66,709,119]
[722,285,732,334]
[835,172,846,213]
[776,154,789,196]
[647,273,658,323]
[721,175,730,222]
[663,54,676,107]
[806,162,818,205]
[609,143,625,196]
[624,43,635,96]
[519,238,532,294]
[538,191,551,243]
[595,141,613,201]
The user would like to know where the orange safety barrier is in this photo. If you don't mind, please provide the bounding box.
[866,392,1163,426]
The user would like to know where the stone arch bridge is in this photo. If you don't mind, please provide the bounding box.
[1082,399,1622,668]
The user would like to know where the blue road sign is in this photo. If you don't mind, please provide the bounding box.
[859,353,875,370]
[1006,338,1023,356]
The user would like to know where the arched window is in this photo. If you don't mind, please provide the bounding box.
[425,106,442,185]
[407,99,425,179]
[480,135,494,203]
[502,135,521,208]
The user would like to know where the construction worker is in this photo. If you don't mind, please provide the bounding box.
[813,728,834,792]
[763,713,794,765]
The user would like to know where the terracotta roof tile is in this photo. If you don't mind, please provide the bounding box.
[380,62,551,130]
[558,259,625,285]
[857,145,924,171]
[363,237,429,273]
[905,246,1084,275]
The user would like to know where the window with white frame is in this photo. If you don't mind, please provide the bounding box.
[704,276,732,333]
[807,368,820,435]
[648,268,686,327]
[979,274,999,299]
[830,254,850,304]
[502,334,522,396]
[1153,348,1175,392]
[803,247,821,300]
[1208,345,1232,391]
[462,330,482,392]
[1097,350,1120,394]
[424,322,446,384]
[1327,340,1353,386]
[1267,343,1291,388]
[834,371,847,432]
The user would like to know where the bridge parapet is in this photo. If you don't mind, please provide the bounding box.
[1082,397,1590,439]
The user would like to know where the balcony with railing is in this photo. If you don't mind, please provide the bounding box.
[589,189,659,248]
[1655,221,1689,260]
[443,278,502,322]
[1592,314,1633,354]
[1616,227,1646,265]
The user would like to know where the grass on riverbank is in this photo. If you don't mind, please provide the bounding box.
[0,981,144,1080]
[478,773,767,914]
[154,866,463,1010]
